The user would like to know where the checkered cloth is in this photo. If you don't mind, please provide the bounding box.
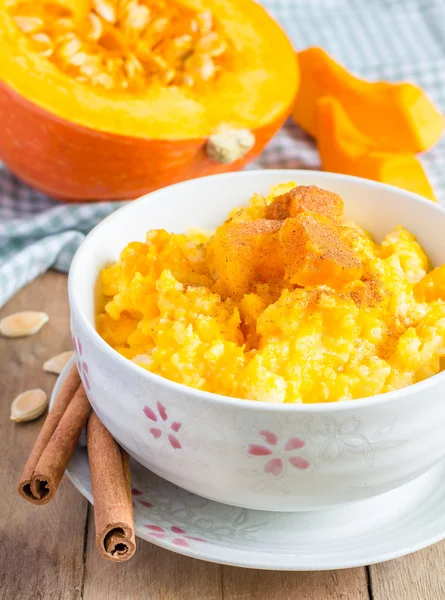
[1,0,445,308]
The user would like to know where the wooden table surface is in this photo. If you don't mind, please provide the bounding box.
[2,271,445,600]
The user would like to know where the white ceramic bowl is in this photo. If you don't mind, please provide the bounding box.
[69,170,445,511]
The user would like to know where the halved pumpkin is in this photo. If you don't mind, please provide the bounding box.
[0,0,298,201]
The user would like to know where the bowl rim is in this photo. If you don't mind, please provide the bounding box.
[69,168,445,412]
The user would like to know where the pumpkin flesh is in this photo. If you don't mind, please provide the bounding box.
[316,96,437,202]
[293,47,444,153]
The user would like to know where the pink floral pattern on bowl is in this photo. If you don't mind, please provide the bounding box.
[72,335,90,391]
[144,525,206,547]
[248,430,310,476]
[132,488,153,508]
[143,401,182,449]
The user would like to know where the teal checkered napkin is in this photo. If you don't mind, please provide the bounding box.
[0,178,125,306]
[1,0,445,307]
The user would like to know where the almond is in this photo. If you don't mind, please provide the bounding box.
[43,351,75,374]
[11,389,48,422]
[0,311,49,337]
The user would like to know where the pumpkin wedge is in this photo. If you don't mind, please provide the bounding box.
[0,0,298,201]
[316,96,437,202]
[293,47,444,153]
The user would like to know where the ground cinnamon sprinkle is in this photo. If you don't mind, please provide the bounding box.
[265,193,292,220]
[279,211,362,286]
[304,287,324,311]
[266,185,343,222]
[378,323,401,361]
[210,218,284,298]
[349,270,386,307]
[312,222,360,269]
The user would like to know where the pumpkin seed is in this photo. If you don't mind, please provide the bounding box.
[79,62,102,77]
[11,389,48,422]
[168,35,193,61]
[43,350,75,374]
[68,51,90,66]
[117,0,132,19]
[196,10,212,34]
[87,12,103,41]
[14,15,44,33]
[58,36,82,58]
[53,17,76,33]
[124,55,143,79]
[125,3,150,32]
[92,0,117,24]
[31,32,54,57]
[185,53,215,81]
[189,19,199,33]
[54,31,77,45]
[93,72,114,88]
[150,16,168,34]
[0,311,49,337]
[196,32,226,57]
[179,73,194,87]
[162,68,175,85]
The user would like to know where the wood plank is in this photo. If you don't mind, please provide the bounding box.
[0,272,88,600]
[83,510,223,600]
[83,507,369,600]
[370,543,445,600]
[222,565,369,600]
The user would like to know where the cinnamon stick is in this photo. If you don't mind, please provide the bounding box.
[87,412,136,562]
[18,364,91,504]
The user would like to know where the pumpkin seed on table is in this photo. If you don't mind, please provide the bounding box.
[43,350,75,374]
[0,311,49,337]
[11,389,48,422]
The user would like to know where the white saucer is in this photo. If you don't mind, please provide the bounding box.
[56,360,445,570]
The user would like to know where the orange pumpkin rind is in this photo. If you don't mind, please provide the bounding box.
[293,46,444,153]
[316,96,437,202]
